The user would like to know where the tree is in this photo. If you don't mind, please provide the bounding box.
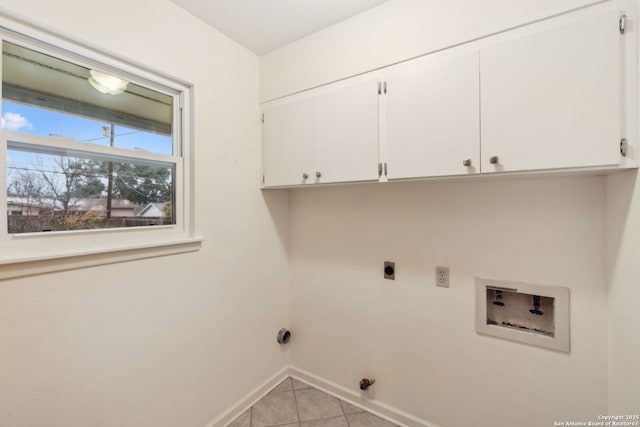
[112,163,172,205]
[7,153,172,233]
[71,160,106,199]
[162,202,173,224]
[7,156,106,233]
[8,165,46,199]
[36,157,105,213]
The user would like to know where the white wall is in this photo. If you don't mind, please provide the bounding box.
[606,170,640,413]
[260,0,598,102]
[262,1,619,426]
[288,178,607,427]
[0,1,290,426]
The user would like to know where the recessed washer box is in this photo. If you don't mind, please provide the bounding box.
[475,278,570,352]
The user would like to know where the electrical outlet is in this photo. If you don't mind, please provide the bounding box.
[436,266,449,287]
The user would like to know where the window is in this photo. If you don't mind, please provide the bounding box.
[0,19,197,272]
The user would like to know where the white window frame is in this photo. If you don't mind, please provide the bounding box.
[0,13,200,279]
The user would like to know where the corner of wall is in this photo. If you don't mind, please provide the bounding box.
[605,170,640,412]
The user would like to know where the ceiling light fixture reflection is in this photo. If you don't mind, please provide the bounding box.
[88,70,128,95]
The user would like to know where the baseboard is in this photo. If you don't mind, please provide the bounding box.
[204,366,290,427]
[203,365,439,427]
[289,366,440,427]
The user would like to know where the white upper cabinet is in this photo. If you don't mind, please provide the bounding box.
[314,78,380,184]
[384,50,480,179]
[480,12,623,173]
[262,77,380,187]
[261,7,636,189]
[262,97,314,187]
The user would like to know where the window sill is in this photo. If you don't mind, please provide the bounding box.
[0,237,203,280]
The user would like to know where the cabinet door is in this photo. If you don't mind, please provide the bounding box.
[262,97,314,187]
[314,78,379,183]
[480,12,622,173]
[385,50,480,179]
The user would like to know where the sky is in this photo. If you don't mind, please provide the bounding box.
[2,100,172,155]
[4,100,174,199]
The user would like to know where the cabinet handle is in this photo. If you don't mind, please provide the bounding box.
[302,173,309,179]
[489,156,499,165]
[316,171,322,178]
[463,159,472,167]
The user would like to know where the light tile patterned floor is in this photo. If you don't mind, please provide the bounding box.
[228,377,399,427]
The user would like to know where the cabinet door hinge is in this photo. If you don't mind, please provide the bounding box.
[384,162,388,176]
[621,138,628,157]
[620,15,627,34]
[378,162,383,177]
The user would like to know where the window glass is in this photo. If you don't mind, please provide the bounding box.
[2,41,178,234]
[7,142,175,233]
[2,41,173,154]
[2,101,172,155]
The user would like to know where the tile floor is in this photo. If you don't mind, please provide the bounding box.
[228,377,399,427]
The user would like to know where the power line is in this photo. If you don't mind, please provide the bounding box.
[7,165,172,182]
[81,130,141,143]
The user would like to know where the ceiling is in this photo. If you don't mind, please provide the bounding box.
[3,42,172,135]
[169,0,390,55]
